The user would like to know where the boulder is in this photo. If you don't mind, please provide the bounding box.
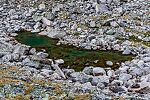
[119,73,132,82]
[82,82,92,92]
[22,58,40,68]
[91,75,109,85]
[83,66,93,75]
[93,67,106,76]
[42,17,51,26]
[122,47,131,55]
[47,28,66,38]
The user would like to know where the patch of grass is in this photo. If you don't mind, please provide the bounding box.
[7,94,31,100]
[74,32,80,36]
[128,35,141,42]
[74,93,90,100]
[143,31,150,36]
[142,41,150,47]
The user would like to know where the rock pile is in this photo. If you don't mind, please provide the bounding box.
[0,0,149,99]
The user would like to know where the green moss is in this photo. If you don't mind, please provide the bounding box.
[74,32,80,36]
[142,41,150,47]
[15,31,134,71]
[128,35,141,42]
[143,31,150,36]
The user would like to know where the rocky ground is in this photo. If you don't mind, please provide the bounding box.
[0,0,150,99]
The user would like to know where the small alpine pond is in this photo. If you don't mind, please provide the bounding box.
[15,31,134,71]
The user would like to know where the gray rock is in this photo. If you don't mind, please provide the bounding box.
[13,44,28,55]
[91,75,109,85]
[93,67,106,76]
[51,63,66,79]
[89,21,96,27]
[47,28,66,38]
[42,17,51,26]
[98,0,107,3]
[0,52,9,58]
[29,48,36,55]
[119,73,132,82]
[129,67,144,76]
[37,52,48,59]
[143,67,150,75]
[107,0,113,4]
[52,5,61,13]
[141,74,150,82]
[11,53,20,61]
[50,72,62,80]
[55,59,64,64]
[32,15,42,22]
[70,72,91,83]
[70,72,83,81]
[110,21,118,27]
[109,86,126,93]
[38,4,45,10]
[14,25,21,31]
[0,7,3,11]
[143,57,150,62]
[82,66,93,75]
[63,69,75,77]
[45,12,55,20]
[106,61,113,66]
[95,4,109,13]
[140,81,150,89]
[82,82,92,92]
[122,47,131,55]
[106,29,115,35]
[33,22,41,30]
[137,60,144,68]
[22,58,40,68]
[111,80,123,86]
[2,54,12,62]
[10,15,19,20]
[40,69,53,77]
[97,82,105,89]
[91,39,97,44]
[107,70,115,77]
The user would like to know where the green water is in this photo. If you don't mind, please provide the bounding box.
[15,31,134,71]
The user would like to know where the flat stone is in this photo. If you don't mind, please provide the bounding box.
[38,31,47,36]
